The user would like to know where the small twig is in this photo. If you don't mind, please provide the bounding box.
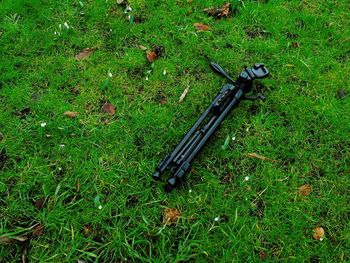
[247,153,278,162]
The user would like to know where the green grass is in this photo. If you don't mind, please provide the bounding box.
[1,0,350,262]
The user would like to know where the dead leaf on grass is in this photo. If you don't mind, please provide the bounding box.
[313,227,325,241]
[204,3,231,18]
[75,48,94,61]
[33,225,44,236]
[146,51,157,63]
[117,0,126,4]
[259,251,268,260]
[299,184,312,196]
[194,23,211,31]
[102,103,116,116]
[64,111,79,118]
[146,45,165,63]
[163,208,181,225]
[247,153,277,162]
[34,198,45,210]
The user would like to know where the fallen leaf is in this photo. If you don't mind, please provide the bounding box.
[179,87,189,102]
[75,48,94,61]
[33,225,44,236]
[146,46,165,63]
[163,208,181,225]
[64,111,79,118]
[0,235,28,244]
[299,184,312,196]
[194,23,211,31]
[313,227,325,241]
[146,51,157,62]
[116,0,125,4]
[259,251,268,260]
[204,3,231,18]
[34,198,45,210]
[102,103,116,116]
[247,153,278,162]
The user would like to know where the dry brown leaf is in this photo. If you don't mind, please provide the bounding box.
[299,184,312,196]
[163,208,181,225]
[103,103,116,116]
[146,51,157,62]
[313,227,325,241]
[33,225,44,236]
[34,198,45,210]
[0,235,28,244]
[259,251,268,260]
[194,23,211,31]
[247,153,277,162]
[159,99,167,105]
[204,3,231,18]
[75,48,94,61]
[64,111,79,118]
[116,0,125,4]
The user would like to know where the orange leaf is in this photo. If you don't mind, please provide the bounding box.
[194,23,211,31]
[163,208,181,225]
[75,48,94,61]
[299,184,312,196]
[64,111,79,118]
[103,103,116,116]
[313,227,325,240]
[146,51,157,62]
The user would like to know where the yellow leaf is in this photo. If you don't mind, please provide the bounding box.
[64,111,79,118]
[163,208,181,225]
[299,184,312,196]
[313,227,325,241]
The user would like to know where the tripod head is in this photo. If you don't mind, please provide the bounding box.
[211,62,269,93]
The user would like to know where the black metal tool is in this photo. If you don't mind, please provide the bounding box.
[152,62,269,191]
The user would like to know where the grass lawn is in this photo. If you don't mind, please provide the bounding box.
[1,0,350,262]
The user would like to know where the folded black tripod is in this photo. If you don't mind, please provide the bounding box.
[152,62,269,191]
